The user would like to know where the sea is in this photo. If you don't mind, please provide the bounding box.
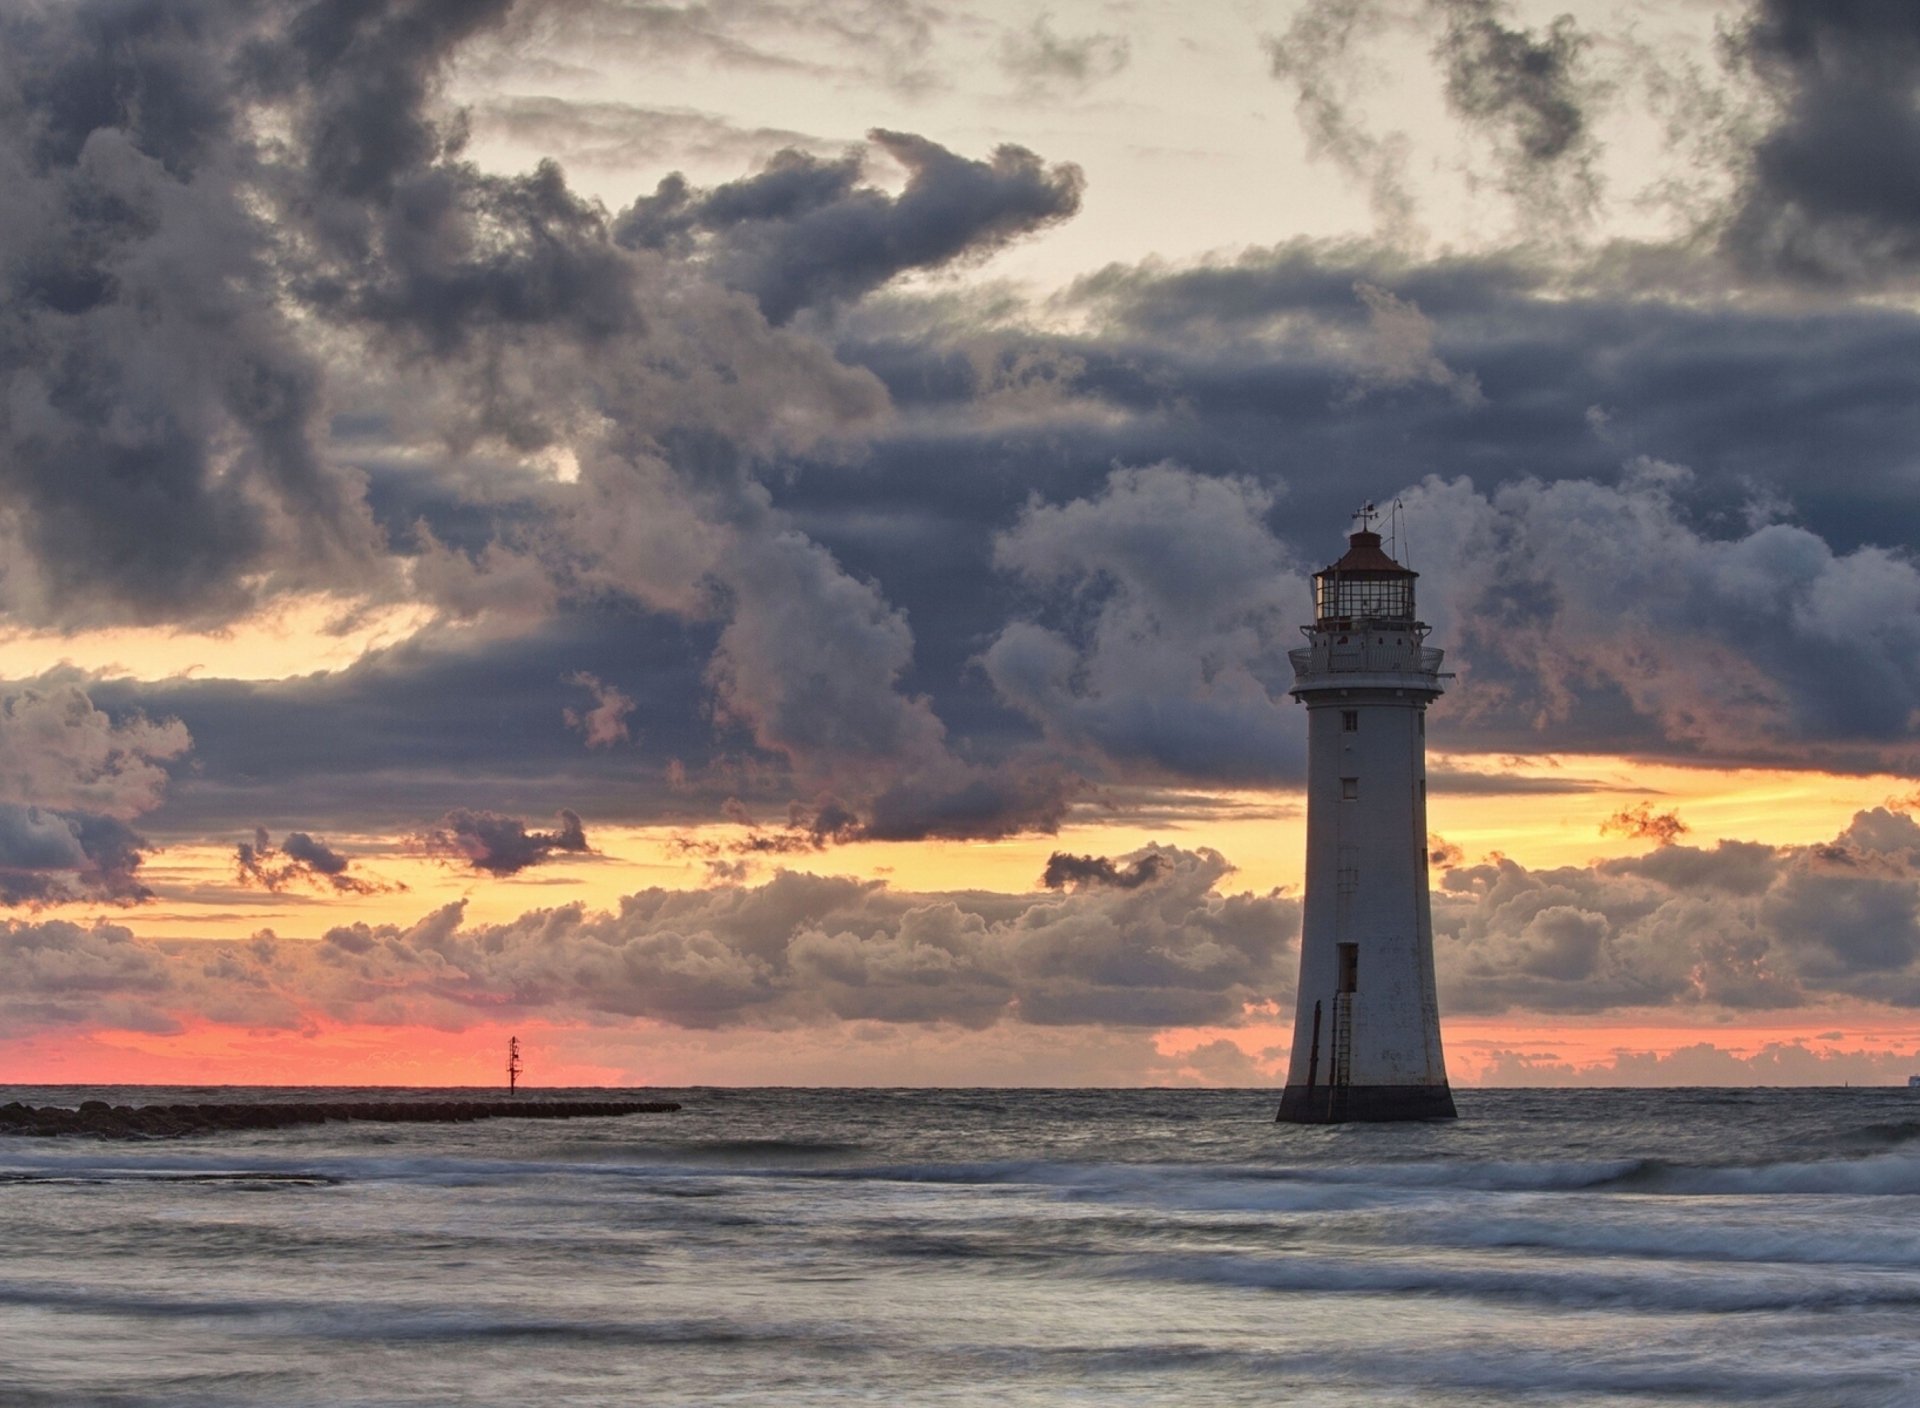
[2,1086,1919,1406]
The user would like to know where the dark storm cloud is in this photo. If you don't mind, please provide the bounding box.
[700,518,1081,842]
[1430,0,1598,216]
[15,0,1920,854]
[614,132,1084,324]
[420,807,590,875]
[0,0,1114,846]
[76,609,703,837]
[0,807,154,907]
[267,0,517,199]
[0,845,1300,1034]
[1726,0,1920,283]
[57,222,1920,841]
[236,828,395,894]
[0,0,380,626]
[1041,851,1168,891]
[791,242,1920,779]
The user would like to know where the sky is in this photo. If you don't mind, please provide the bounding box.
[5,0,1920,1087]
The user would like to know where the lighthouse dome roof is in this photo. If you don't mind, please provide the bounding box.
[1318,529,1416,579]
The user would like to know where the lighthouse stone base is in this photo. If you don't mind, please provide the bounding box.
[1275,1083,1458,1124]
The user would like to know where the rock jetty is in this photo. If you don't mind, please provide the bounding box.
[0,1098,680,1140]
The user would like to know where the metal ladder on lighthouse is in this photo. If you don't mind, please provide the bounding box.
[1327,992,1354,1120]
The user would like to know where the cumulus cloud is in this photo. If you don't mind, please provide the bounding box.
[420,808,591,876]
[0,686,191,820]
[1474,1039,1920,1088]
[1398,466,1920,765]
[707,523,1080,841]
[1436,808,1920,1013]
[24,810,1920,1042]
[0,685,189,907]
[0,845,1299,1035]
[236,829,397,895]
[984,463,1309,782]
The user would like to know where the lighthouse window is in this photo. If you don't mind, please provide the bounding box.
[1341,710,1358,732]
[1337,942,1359,994]
[1341,777,1358,800]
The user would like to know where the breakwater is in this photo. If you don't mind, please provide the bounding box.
[0,1098,680,1139]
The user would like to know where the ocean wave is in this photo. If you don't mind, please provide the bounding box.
[987,1341,1906,1405]
[0,1280,852,1347]
[1606,1153,1920,1197]
[1112,1249,1920,1313]
[1449,1220,1920,1268]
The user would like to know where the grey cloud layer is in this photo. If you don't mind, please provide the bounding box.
[14,805,1920,1037]
[0,846,1298,1034]
[1436,808,1920,1014]
[1727,0,1920,282]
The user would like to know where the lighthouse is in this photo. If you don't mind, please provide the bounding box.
[1277,508,1456,1123]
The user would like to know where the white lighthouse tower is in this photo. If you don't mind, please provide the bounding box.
[1277,508,1455,1123]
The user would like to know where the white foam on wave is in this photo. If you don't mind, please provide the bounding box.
[1639,1153,1920,1197]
